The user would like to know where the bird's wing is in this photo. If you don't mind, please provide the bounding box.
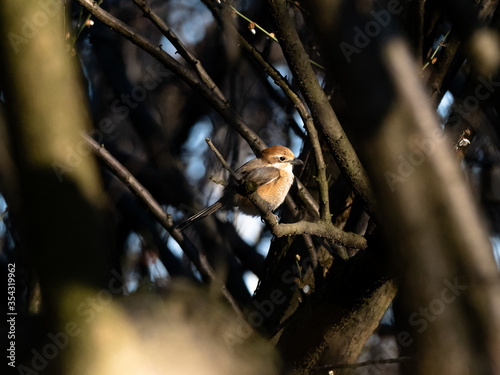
[238,165,280,186]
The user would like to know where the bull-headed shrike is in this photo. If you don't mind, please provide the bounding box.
[178,146,303,230]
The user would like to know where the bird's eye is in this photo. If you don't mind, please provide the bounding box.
[279,156,286,162]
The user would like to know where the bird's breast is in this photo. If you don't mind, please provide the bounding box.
[254,169,294,210]
[232,166,295,216]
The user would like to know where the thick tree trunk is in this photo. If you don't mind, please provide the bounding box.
[0,0,113,372]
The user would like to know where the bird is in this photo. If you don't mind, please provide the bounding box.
[177,146,303,231]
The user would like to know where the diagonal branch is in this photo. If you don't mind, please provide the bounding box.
[206,138,240,182]
[130,0,225,99]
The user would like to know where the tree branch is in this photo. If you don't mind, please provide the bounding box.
[266,0,378,219]
[272,220,367,249]
[206,138,240,182]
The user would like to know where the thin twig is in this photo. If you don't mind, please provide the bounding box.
[206,138,240,182]
[422,29,451,71]
[209,176,227,186]
[228,3,278,42]
[0,206,8,223]
[225,2,324,69]
[296,180,320,218]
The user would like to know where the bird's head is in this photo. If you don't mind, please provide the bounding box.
[261,146,303,169]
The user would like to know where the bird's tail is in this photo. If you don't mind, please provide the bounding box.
[177,201,223,231]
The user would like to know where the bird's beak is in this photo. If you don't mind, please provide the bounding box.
[290,158,303,166]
